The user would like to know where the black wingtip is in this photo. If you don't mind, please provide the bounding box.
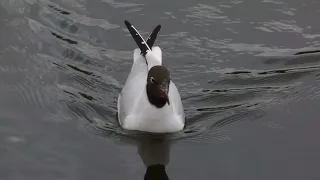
[124,20,150,56]
[146,24,161,48]
[124,20,131,27]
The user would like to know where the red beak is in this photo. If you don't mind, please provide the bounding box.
[160,92,170,105]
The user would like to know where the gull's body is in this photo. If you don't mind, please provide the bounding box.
[117,20,185,133]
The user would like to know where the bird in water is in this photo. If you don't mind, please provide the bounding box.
[117,20,185,133]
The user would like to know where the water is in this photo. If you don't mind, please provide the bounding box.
[1,0,320,179]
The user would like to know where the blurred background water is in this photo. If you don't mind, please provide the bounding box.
[1,0,320,179]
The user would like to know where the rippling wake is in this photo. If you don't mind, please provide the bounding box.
[1,0,320,144]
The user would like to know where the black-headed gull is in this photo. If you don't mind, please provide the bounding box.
[117,20,185,133]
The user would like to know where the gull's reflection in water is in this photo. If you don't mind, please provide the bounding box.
[135,135,171,180]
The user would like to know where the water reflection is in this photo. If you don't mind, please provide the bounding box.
[137,136,171,180]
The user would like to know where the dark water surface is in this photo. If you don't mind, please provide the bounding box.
[1,0,320,179]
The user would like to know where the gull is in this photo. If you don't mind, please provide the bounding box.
[117,20,185,133]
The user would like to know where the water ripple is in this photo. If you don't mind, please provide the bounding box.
[99,0,142,8]
[46,2,119,30]
[2,0,320,145]
[255,20,303,33]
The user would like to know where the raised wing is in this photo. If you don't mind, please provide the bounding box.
[124,20,151,57]
[146,24,161,48]
[124,20,161,58]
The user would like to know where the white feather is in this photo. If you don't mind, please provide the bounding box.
[145,46,162,69]
[117,46,185,133]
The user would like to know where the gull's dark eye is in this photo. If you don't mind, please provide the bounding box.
[150,77,155,83]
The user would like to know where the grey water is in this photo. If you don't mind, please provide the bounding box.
[1,0,320,179]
